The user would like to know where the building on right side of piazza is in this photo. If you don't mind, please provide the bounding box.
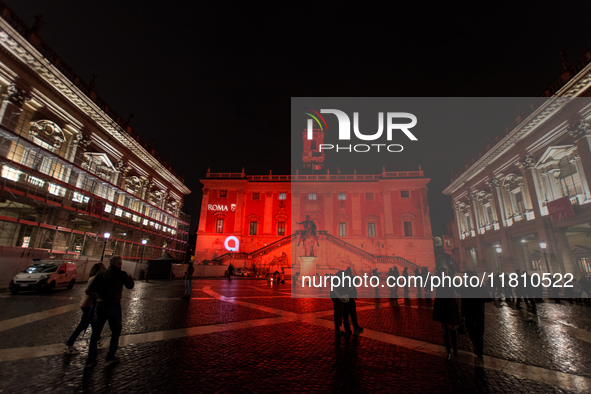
[443,51,591,279]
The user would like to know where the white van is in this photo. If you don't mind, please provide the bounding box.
[9,261,77,294]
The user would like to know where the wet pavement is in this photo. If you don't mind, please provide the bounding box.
[0,278,590,393]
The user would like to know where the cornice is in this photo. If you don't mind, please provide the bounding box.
[0,19,191,196]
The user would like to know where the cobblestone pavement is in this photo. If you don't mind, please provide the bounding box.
[0,278,590,393]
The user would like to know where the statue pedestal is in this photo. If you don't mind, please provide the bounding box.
[299,256,317,279]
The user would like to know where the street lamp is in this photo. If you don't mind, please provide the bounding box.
[100,232,110,262]
[539,242,551,274]
[495,245,503,272]
[141,239,147,264]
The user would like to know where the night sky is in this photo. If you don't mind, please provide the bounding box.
[4,0,591,235]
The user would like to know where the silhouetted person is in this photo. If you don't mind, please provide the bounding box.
[331,270,346,337]
[414,268,422,296]
[228,263,234,280]
[460,271,491,363]
[64,263,105,354]
[402,267,409,296]
[182,262,194,299]
[85,256,134,367]
[391,267,400,298]
[343,266,363,335]
[432,267,460,360]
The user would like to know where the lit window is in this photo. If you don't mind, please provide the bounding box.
[308,193,316,200]
[1,166,20,181]
[150,221,155,226]
[252,192,260,200]
[338,193,346,200]
[368,223,376,237]
[401,190,410,198]
[143,219,148,226]
[115,208,123,217]
[104,204,112,213]
[72,192,84,203]
[277,222,285,236]
[124,212,131,218]
[278,193,287,200]
[250,221,257,235]
[21,236,31,248]
[404,221,413,236]
[339,223,347,236]
[28,176,45,188]
[219,190,227,198]
[48,183,65,196]
[133,214,141,222]
[366,193,374,201]
[216,219,224,233]
[155,223,160,230]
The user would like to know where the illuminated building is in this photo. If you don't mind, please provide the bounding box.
[0,5,191,265]
[196,128,435,274]
[444,51,591,278]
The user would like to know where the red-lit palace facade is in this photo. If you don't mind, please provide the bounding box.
[196,154,435,273]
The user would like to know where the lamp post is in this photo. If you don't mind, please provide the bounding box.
[100,232,110,262]
[495,245,503,273]
[539,242,551,274]
[141,239,147,264]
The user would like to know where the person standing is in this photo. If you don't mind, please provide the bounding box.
[343,266,364,335]
[414,267,422,296]
[432,267,460,360]
[228,263,234,281]
[460,271,491,364]
[331,270,346,337]
[85,255,134,367]
[391,266,400,298]
[402,267,409,297]
[182,262,194,299]
[64,263,105,354]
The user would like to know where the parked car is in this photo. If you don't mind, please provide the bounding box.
[233,268,252,277]
[9,261,77,294]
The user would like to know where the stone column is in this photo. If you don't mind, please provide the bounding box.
[352,192,362,236]
[381,189,394,236]
[234,188,245,234]
[263,191,274,235]
[452,203,468,268]
[488,178,506,227]
[520,155,543,218]
[197,188,210,233]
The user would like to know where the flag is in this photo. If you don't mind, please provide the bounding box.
[314,165,322,170]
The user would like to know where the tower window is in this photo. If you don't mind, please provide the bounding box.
[338,193,346,200]
[366,193,374,201]
[219,190,227,198]
[308,193,316,200]
[216,219,224,233]
[250,221,257,235]
[277,222,285,236]
[404,221,413,236]
[368,223,376,237]
[252,192,260,200]
[278,193,286,200]
[401,190,410,198]
[339,223,347,236]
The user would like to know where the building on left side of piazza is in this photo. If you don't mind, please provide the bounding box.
[0,4,191,279]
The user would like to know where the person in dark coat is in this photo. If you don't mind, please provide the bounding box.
[343,266,363,335]
[402,267,409,296]
[331,270,347,337]
[182,262,194,299]
[459,271,491,362]
[432,267,460,360]
[228,263,233,281]
[391,267,400,298]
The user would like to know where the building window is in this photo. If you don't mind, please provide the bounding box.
[308,193,316,200]
[216,219,224,233]
[445,240,451,247]
[368,223,376,237]
[484,204,494,224]
[404,221,413,236]
[579,257,591,278]
[531,259,541,271]
[252,192,260,200]
[339,223,347,236]
[278,193,286,200]
[250,221,257,235]
[277,222,285,236]
[338,193,346,200]
[366,193,374,201]
[401,190,410,198]
[219,190,227,198]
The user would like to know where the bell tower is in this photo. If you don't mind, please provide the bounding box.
[302,127,325,172]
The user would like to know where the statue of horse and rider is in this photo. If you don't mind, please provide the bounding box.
[297,215,319,257]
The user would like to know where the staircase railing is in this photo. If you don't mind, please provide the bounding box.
[375,255,420,270]
[250,234,298,259]
[324,234,375,262]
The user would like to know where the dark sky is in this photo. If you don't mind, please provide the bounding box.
[4,0,591,234]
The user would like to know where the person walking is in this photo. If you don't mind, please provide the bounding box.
[459,271,491,364]
[432,267,460,360]
[64,263,106,354]
[402,267,409,297]
[182,262,194,299]
[343,266,364,335]
[228,263,234,281]
[391,266,400,298]
[85,255,134,367]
